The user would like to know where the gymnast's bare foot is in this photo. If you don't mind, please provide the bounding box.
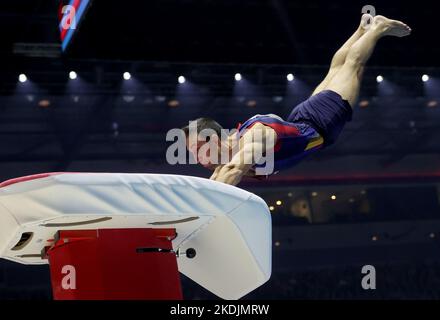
[372,15,412,37]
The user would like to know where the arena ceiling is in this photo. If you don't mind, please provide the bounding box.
[0,0,438,66]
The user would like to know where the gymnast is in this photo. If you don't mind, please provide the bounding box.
[183,14,411,186]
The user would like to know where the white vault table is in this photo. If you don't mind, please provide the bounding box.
[0,172,272,300]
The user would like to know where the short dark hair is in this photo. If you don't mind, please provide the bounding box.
[182,117,223,138]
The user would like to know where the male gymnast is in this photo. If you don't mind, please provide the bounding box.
[183,14,411,186]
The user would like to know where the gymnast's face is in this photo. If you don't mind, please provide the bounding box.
[187,134,221,170]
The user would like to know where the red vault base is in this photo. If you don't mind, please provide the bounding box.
[44,228,183,300]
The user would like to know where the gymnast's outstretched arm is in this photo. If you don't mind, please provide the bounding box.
[210,124,276,185]
[209,143,258,186]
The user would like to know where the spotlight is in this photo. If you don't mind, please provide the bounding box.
[331,195,337,200]
[422,74,430,82]
[427,100,438,108]
[272,96,283,103]
[276,200,282,206]
[234,73,242,81]
[69,71,77,80]
[287,73,294,81]
[311,192,318,197]
[274,241,281,247]
[376,75,384,83]
[168,99,180,107]
[246,100,257,107]
[122,95,135,103]
[178,75,186,84]
[18,74,27,83]
[359,100,370,108]
[38,99,51,108]
[269,206,275,211]
[123,72,131,80]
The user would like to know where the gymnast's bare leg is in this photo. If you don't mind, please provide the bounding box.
[323,15,411,107]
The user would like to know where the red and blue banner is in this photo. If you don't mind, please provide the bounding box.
[58,0,91,51]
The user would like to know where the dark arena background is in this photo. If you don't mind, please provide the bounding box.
[1,0,440,301]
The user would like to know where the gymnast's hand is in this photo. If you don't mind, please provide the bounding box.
[210,164,224,181]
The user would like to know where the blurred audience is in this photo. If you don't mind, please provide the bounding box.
[182,260,440,300]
